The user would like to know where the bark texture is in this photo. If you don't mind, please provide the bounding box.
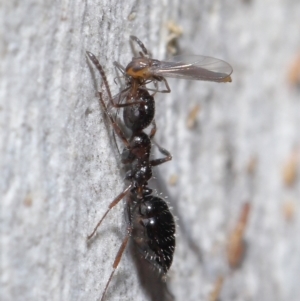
[1,0,300,301]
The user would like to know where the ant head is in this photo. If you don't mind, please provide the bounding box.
[125,57,151,80]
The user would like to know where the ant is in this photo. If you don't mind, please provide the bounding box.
[86,51,175,301]
[86,36,233,301]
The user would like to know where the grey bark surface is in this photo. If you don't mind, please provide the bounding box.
[1,1,300,301]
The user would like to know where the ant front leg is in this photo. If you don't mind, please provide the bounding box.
[86,51,116,108]
[87,52,142,109]
[143,77,171,94]
[154,77,171,94]
[98,92,131,149]
[113,61,126,75]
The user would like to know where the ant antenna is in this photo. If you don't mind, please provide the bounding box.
[130,35,149,56]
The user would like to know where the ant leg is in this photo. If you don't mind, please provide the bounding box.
[113,75,126,86]
[152,80,159,96]
[99,92,131,149]
[87,52,152,109]
[158,77,171,93]
[149,120,172,166]
[113,61,126,75]
[110,106,124,157]
[107,88,130,112]
[140,78,171,94]
[141,87,167,94]
[100,227,132,301]
[150,141,172,166]
[110,101,147,108]
[86,51,116,108]
[113,62,128,88]
[87,52,143,109]
[87,184,132,239]
[149,120,157,139]
[130,35,149,56]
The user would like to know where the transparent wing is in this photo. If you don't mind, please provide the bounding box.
[149,55,233,82]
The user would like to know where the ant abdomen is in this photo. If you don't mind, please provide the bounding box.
[132,195,176,274]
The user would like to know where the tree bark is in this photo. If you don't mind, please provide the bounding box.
[1,1,300,301]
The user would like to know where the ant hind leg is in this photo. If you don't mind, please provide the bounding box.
[87,184,132,239]
[100,229,132,301]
